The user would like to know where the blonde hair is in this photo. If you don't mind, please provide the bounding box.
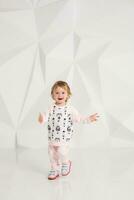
[51,80,72,102]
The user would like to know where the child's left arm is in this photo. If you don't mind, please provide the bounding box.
[88,113,99,123]
[71,106,99,123]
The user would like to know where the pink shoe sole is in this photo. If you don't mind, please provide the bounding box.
[48,174,59,180]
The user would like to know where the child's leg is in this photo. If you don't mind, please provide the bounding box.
[59,145,72,176]
[48,144,60,170]
[59,145,70,164]
[48,144,61,180]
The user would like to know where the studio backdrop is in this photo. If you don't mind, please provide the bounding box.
[0,0,134,148]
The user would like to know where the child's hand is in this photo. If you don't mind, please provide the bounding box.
[89,113,99,122]
[38,113,44,124]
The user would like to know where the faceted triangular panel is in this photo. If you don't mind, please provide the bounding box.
[0,123,15,147]
[40,32,69,54]
[110,137,134,148]
[105,112,122,135]
[19,49,45,124]
[101,52,134,89]
[38,46,46,84]
[19,89,50,130]
[0,45,37,127]
[0,16,34,56]
[77,66,103,110]
[38,0,73,38]
[100,65,134,122]
[34,0,68,37]
[124,112,134,133]
[73,32,81,58]
[115,125,134,141]
[46,32,74,61]
[0,94,14,128]
[0,43,33,67]
[16,49,38,125]
[78,43,110,104]
[74,36,110,60]
[66,65,75,88]
[45,54,72,86]
[71,66,91,114]
[0,11,38,40]
[0,0,31,11]
[106,112,134,141]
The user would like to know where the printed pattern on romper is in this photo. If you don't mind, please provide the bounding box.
[47,105,73,143]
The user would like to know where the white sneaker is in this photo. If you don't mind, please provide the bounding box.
[61,160,72,176]
[48,169,59,180]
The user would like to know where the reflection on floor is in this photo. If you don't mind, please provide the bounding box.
[0,147,134,200]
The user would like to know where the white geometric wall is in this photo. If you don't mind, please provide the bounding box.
[0,0,134,148]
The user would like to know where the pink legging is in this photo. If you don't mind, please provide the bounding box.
[48,143,69,170]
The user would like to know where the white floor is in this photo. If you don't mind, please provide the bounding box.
[0,147,134,200]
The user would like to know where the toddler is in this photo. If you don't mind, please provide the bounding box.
[38,80,99,180]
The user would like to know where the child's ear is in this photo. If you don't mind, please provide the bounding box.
[66,96,70,102]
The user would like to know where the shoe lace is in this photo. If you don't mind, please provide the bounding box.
[49,169,56,175]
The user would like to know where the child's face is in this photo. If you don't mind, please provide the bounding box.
[53,86,68,105]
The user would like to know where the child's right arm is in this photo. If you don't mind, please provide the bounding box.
[38,106,52,125]
[38,113,46,124]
